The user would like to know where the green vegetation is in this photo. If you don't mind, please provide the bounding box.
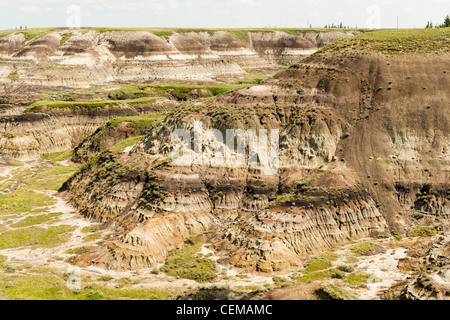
[144,83,245,100]
[426,14,450,28]
[318,284,357,300]
[303,252,339,272]
[0,191,55,215]
[82,232,103,242]
[0,269,175,300]
[331,269,345,279]
[27,97,157,112]
[295,178,317,189]
[59,32,73,45]
[267,193,294,207]
[161,239,217,282]
[345,273,372,286]
[0,163,79,215]
[318,28,450,55]
[106,114,166,130]
[81,225,100,234]
[107,136,144,153]
[407,226,436,237]
[7,70,18,80]
[10,212,63,228]
[294,252,339,283]
[44,150,74,163]
[337,265,354,273]
[0,225,75,249]
[350,242,376,256]
[10,164,79,192]
[110,82,245,101]
[66,246,90,255]
[272,276,292,287]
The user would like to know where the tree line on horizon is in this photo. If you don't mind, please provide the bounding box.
[425,14,450,28]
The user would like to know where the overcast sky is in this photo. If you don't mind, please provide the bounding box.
[0,0,449,30]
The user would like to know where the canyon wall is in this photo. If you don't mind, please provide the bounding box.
[0,29,359,86]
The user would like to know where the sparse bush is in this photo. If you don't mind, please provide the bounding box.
[337,265,354,273]
[161,239,217,282]
[100,275,113,282]
[332,269,345,279]
[351,242,376,256]
[407,226,436,237]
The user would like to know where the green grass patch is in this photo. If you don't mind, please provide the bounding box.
[65,246,90,255]
[6,159,24,167]
[0,191,56,215]
[144,83,245,100]
[44,150,74,163]
[294,252,339,283]
[59,32,73,45]
[318,284,357,300]
[407,226,436,237]
[350,242,376,256]
[0,225,75,249]
[108,136,144,153]
[316,28,450,56]
[82,232,103,242]
[304,252,338,272]
[106,114,166,129]
[268,193,295,207]
[9,212,63,228]
[0,270,175,300]
[345,273,372,286]
[0,255,7,266]
[161,239,217,283]
[81,224,101,234]
[18,164,80,192]
[272,276,292,287]
[27,97,157,112]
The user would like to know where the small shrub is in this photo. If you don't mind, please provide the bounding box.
[337,265,354,273]
[407,226,436,237]
[351,242,376,256]
[100,275,113,282]
[332,269,345,279]
[318,284,356,300]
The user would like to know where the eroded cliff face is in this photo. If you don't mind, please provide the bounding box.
[60,46,449,273]
[0,99,173,159]
[61,100,388,272]
[0,29,359,86]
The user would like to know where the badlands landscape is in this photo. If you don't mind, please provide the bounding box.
[0,27,449,300]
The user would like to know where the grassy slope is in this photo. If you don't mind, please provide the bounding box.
[27,97,158,112]
[314,28,450,55]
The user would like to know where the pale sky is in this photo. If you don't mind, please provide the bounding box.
[0,0,449,30]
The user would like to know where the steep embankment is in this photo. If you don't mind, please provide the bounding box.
[0,28,360,86]
[0,98,174,159]
[60,29,450,273]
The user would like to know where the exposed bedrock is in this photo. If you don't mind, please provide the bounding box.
[62,39,449,273]
[0,100,174,160]
[0,29,359,86]
[61,111,389,272]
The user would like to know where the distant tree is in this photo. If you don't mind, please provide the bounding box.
[445,14,450,27]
